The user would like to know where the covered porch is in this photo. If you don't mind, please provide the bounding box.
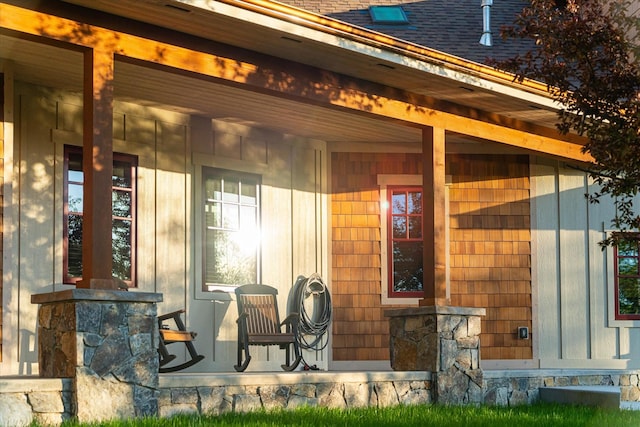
[0,2,603,424]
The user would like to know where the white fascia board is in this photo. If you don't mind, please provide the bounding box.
[176,0,558,111]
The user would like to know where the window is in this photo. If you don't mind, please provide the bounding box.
[202,168,260,292]
[63,146,137,285]
[369,6,409,24]
[387,186,423,298]
[615,234,640,320]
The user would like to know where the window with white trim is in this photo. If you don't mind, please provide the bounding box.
[387,186,424,298]
[201,168,261,293]
[378,174,450,305]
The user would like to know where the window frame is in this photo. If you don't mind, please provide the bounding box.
[387,185,425,299]
[198,166,262,295]
[378,174,450,305]
[614,233,640,321]
[63,145,138,286]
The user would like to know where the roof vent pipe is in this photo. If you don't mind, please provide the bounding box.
[479,0,493,46]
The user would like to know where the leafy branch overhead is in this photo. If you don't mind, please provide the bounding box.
[492,0,640,245]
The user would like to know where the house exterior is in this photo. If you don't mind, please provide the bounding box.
[1,0,639,385]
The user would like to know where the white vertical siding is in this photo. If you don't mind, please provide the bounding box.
[533,158,640,369]
[6,83,331,374]
[531,162,561,360]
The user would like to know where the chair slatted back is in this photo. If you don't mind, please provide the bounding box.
[239,294,280,336]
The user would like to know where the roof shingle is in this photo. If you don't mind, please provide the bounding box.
[279,0,534,64]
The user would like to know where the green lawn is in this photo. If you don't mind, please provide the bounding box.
[56,403,640,427]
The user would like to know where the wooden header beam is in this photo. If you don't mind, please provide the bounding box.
[0,3,592,163]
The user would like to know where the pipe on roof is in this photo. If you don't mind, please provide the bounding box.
[479,0,493,46]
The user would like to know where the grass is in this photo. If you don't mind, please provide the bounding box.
[53,403,640,427]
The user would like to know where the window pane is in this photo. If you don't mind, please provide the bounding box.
[113,160,132,188]
[112,190,131,218]
[408,191,422,214]
[205,202,222,228]
[408,216,422,239]
[68,214,83,278]
[68,153,83,182]
[223,179,239,203]
[393,241,423,293]
[241,206,257,229]
[68,183,84,213]
[241,182,257,205]
[392,192,406,214]
[205,176,222,201]
[205,229,256,285]
[112,219,132,281]
[393,217,406,239]
[618,239,639,257]
[619,277,640,315]
[223,204,239,230]
[619,257,639,276]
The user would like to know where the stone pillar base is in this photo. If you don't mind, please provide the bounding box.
[32,289,163,422]
[385,305,485,405]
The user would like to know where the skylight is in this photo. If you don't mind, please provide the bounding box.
[369,6,409,24]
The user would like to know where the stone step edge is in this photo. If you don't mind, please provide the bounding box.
[539,386,621,409]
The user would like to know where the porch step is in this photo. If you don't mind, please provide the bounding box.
[539,386,620,409]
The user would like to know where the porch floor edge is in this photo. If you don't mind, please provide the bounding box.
[159,370,432,388]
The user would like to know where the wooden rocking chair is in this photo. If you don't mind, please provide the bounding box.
[234,284,302,372]
[158,309,205,373]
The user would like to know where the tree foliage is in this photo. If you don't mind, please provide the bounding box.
[494,0,640,245]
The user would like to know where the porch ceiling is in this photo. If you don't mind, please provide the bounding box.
[0,0,564,150]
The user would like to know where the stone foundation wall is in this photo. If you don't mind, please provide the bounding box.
[158,372,432,417]
[3,370,640,425]
[0,378,73,426]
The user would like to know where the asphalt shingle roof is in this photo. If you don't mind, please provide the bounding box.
[279,0,534,65]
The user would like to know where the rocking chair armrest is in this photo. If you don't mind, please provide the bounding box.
[281,312,299,327]
[158,309,186,321]
[236,312,248,324]
[281,312,299,334]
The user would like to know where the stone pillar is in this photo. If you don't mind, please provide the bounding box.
[385,306,485,405]
[32,289,163,423]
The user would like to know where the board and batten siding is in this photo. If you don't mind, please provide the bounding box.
[189,117,328,372]
[2,82,327,375]
[531,158,640,369]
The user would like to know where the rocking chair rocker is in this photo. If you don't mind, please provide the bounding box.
[158,309,205,373]
[234,284,302,372]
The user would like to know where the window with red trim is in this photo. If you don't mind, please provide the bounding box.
[63,145,137,286]
[387,186,423,298]
[615,234,640,320]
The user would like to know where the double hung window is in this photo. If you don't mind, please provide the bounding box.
[201,168,260,292]
[63,145,137,285]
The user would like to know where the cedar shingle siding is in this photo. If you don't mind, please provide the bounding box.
[331,152,532,361]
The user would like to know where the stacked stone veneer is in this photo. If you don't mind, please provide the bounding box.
[4,370,640,425]
[157,372,432,416]
[385,306,485,405]
[31,289,162,423]
[0,378,72,426]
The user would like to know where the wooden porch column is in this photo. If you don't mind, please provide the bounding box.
[420,126,449,306]
[79,47,115,289]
